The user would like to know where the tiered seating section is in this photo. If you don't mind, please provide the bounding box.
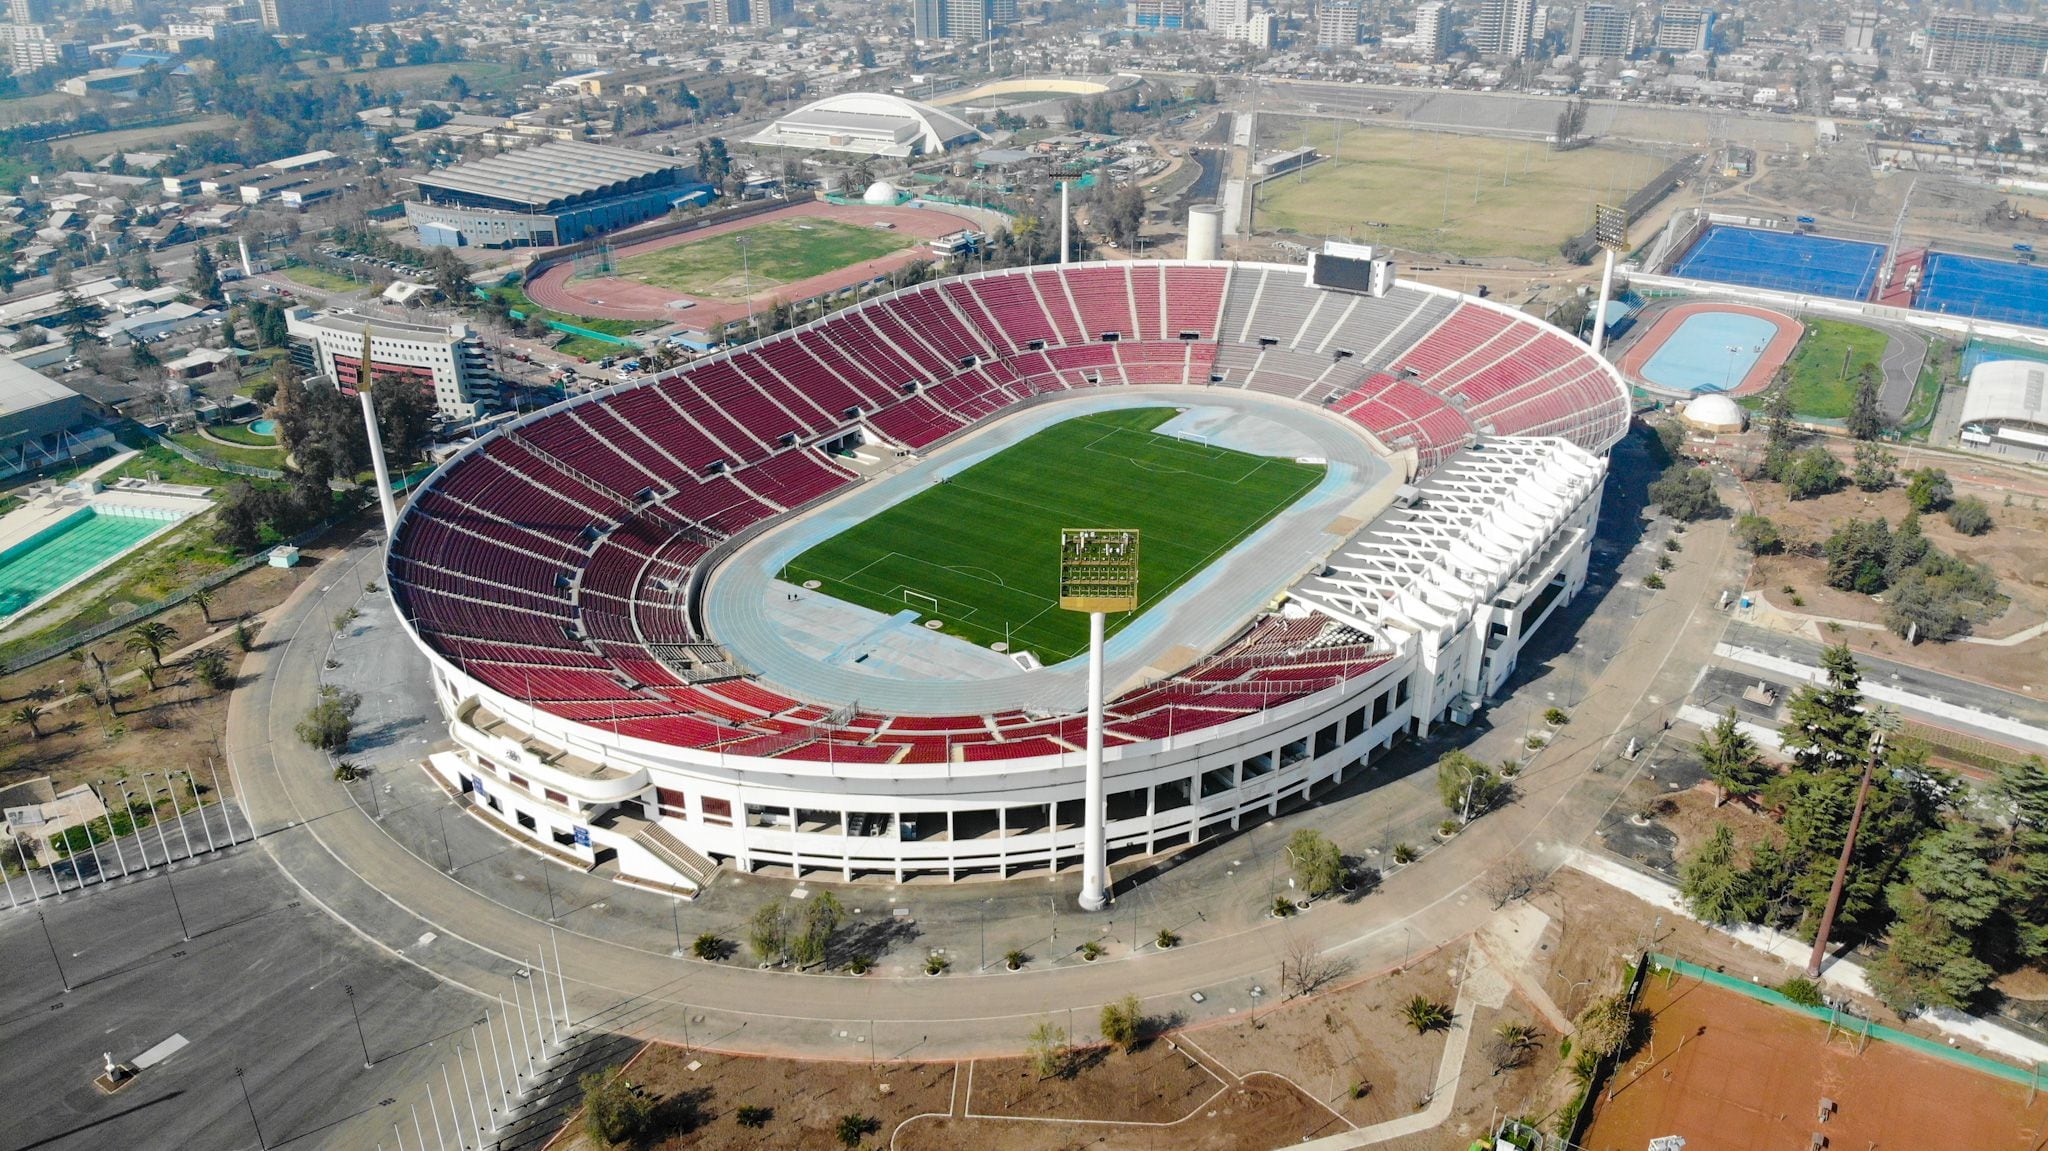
[392,263,1626,762]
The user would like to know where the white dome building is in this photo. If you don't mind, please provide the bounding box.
[861,179,902,205]
[748,93,982,158]
[1680,392,1746,434]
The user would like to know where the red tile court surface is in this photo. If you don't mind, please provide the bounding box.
[1615,301,1803,399]
[524,200,978,326]
[1580,973,2042,1151]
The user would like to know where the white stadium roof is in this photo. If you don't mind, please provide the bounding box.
[1963,357,2048,430]
[748,93,981,158]
[1291,438,1605,641]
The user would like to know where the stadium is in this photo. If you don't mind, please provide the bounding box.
[387,259,1630,891]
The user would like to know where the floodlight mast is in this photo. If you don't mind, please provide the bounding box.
[1589,204,1629,356]
[357,327,401,541]
[1060,528,1140,911]
[1051,163,1087,266]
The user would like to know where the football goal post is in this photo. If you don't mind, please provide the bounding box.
[902,589,941,616]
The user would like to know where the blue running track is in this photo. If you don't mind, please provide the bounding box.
[1671,226,1887,300]
[1918,252,2048,329]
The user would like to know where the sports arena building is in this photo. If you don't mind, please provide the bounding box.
[386,260,1628,890]
[1960,357,2048,463]
[403,141,707,248]
[747,93,981,158]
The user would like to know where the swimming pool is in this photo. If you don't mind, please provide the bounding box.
[0,508,172,622]
[249,418,277,436]
[1638,311,1782,393]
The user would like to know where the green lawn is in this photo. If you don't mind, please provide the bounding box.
[1754,318,1889,419]
[612,219,914,300]
[1253,120,1661,261]
[484,285,657,337]
[280,263,366,293]
[170,433,283,469]
[207,422,279,447]
[783,408,1325,662]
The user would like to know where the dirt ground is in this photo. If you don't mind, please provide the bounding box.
[893,1078,1330,1151]
[1742,471,2048,694]
[968,1041,1224,1123]
[1653,785,1777,862]
[1579,974,2044,1151]
[1187,950,1457,1128]
[0,534,349,805]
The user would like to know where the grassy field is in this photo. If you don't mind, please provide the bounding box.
[1253,119,1662,261]
[783,408,1324,662]
[280,263,366,293]
[612,219,912,299]
[1757,318,1889,419]
[485,285,656,337]
[206,422,280,447]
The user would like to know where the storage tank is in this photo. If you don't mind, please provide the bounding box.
[1188,204,1223,261]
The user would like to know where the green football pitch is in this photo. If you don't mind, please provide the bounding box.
[610,218,914,299]
[782,408,1326,662]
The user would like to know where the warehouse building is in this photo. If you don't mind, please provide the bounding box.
[402,141,706,248]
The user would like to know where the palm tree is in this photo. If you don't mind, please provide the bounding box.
[124,621,177,689]
[190,585,216,625]
[11,703,45,739]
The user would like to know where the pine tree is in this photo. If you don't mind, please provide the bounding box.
[1847,363,1884,441]
[1777,644,1870,772]
[1680,824,1753,923]
[1696,708,1772,805]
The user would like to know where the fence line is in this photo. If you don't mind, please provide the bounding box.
[0,514,346,675]
[1,790,252,911]
[1646,952,2043,1089]
[144,428,285,480]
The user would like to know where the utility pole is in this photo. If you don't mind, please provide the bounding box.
[1806,725,1892,979]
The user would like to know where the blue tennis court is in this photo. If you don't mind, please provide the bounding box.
[1918,252,2048,329]
[1671,226,1887,300]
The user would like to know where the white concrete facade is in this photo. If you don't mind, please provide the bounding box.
[411,435,1605,891]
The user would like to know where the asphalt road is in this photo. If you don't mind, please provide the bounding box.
[0,839,494,1151]
[214,423,1747,1070]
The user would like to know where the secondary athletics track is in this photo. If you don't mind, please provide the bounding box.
[1615,301,1802,399]
[524,199,977,326]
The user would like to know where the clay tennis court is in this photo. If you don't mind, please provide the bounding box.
[524,200,977,326]
[1615,301,1802,399]
[1580,973,2043,1151]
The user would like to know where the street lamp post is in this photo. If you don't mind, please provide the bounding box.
[139,774,174,865]
[346,983,373,1069]
[183,771,216,854]
[164,865,191,941]
[235,1066,267,1150]
[1806,724,1893,979]
[94,782,131,877]
[37,911,70,992]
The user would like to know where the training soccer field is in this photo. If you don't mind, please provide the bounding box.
[610,218,914,299]
[783,408,1325,662]
[1254,119,1657,262]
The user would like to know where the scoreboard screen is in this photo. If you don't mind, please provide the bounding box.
[1308,242,1395,297]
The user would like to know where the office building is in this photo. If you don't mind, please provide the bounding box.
[1414,1,1449,59]
[1844,8,1878,51]
[1654,4,1713,53]
[1923,10,2048,78]
[1315,0,1361,48]
[258,0,390,33]
[1127,0,1188,30]
[711,0,790,29]
[1571,3,1636,58]
[1223,10,1276,45]
[8,0,52,23]
[913,0,1012,41]
[285,308,497,420]
[1208,0,1250,28]
[1474,0,1537,58]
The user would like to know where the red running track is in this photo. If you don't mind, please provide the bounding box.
[524,200,977,327]
[1615,301,1803,399]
